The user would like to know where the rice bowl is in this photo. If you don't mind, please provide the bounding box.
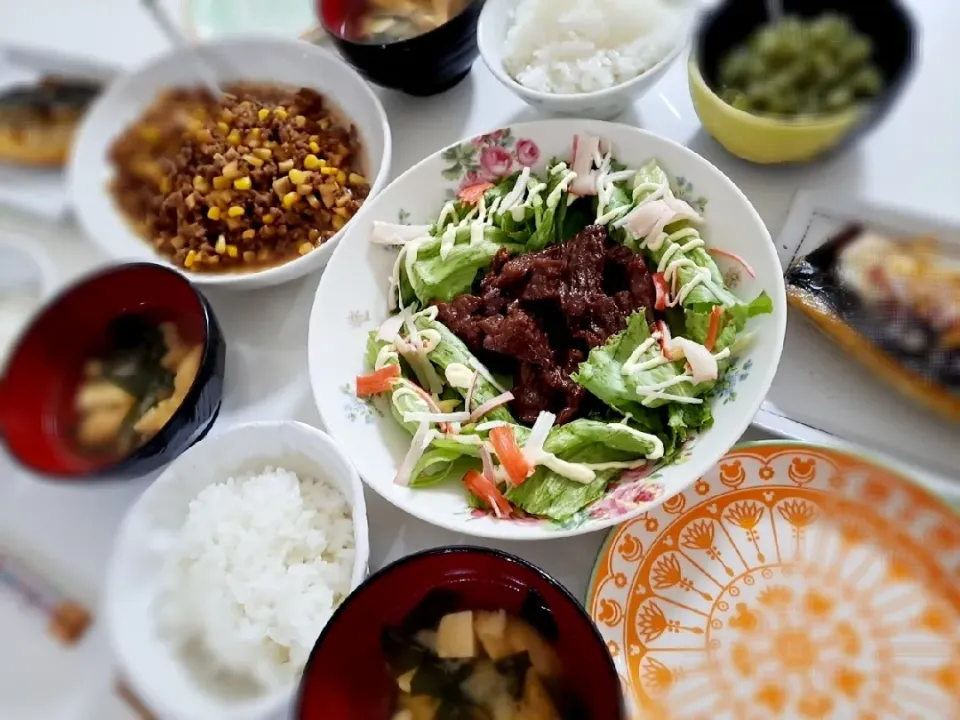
[156,466,355,691]
[503,0,690,95]
[479,0,696,119]
[105,421,369,720]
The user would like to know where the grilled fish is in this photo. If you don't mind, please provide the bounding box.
[786,224,960,422]
[0,76,101,166]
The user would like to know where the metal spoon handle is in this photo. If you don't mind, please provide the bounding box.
[140,0,222,97]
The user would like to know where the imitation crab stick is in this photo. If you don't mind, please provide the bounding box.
[355,365,400,397]
[652,272,669,311]
[705,305,724,352]
[488,425,533,486]
[458,182,494,205]
[462,470,512,519]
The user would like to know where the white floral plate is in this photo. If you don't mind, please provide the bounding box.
[308,119,786,540]
[587,442,960,719]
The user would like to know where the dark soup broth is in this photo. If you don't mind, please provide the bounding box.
[345,0,472,43]
[383,589,584,720]
[73,314,203,459]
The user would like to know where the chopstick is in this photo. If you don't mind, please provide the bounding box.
[115,679,158,720]
[0,547,92,645]
[140,0,223,97]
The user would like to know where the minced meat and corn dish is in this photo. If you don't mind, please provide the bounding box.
[109,84,370,272]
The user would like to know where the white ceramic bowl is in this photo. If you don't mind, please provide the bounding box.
[104,421,369,720]
[69,36,391,291]
[477,0,695,121]
[308,118,787,541]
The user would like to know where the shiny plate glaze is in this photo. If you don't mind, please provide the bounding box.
[587,442,960,719]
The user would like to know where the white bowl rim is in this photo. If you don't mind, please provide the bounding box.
[477,0,696,103]
[309,117,788,541]
[67,34,393,289]
[104,419,370,720]
[0,237,59,299]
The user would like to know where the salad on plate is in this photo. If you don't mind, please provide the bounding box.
[355,133,772,522]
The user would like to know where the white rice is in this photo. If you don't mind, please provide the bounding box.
[157,466,355,690]
[502,0,690,95]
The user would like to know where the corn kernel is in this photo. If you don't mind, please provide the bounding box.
[212,176,230,190]
[336,170,347,185]
[233,177,252,190]
[139,125,160,143]
[348,173,366,186]
[303,154,320,170]
[288,168,308,185]
[309,134,320,143]
[298,242,313,256]
[222,160,240,179]
[257,108,270,121]
[228,205,245,217]
[282,191,299,209]
[221,108,234,123]
[332,214,346,230]
[319,118,332,130]
[207,206,221,220]
[217,121,229,134]
[334,206,350,218]
[273,106,288,120]
[193,175,208,191]
[278,159,295,173]
[207,254,220,265]
[243,250,256,263]
[294,115,307,127]
[320,166,337,176]
[227,129,242,146]
[308,228,321,242]
[227,244,239,258]
[243,153,264,168]
[253,147,272,160]
[186,117,202,133]
[215,235,227,254]
[242,229,256,240]
[196,128,213,144]
[159,177,171,194]
[262,213,275,224]
[184,250,198,268]
[308,141,320,154]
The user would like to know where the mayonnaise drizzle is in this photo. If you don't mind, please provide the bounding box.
[436,201,458,229]
[445,362,476,389]
[375,344,399,371]
[547,171,578,208]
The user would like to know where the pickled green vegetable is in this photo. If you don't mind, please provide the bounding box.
[716,13,884,118]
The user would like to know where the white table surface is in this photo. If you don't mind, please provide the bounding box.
[0,0,956,717]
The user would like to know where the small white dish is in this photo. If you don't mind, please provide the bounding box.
[69,36,392,291]
[104,420,369,720]
[308,118,786,541]
[0,239,57,371]
[182,0,320,41]
[477,0,695,121]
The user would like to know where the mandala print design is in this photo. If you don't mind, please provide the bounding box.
[588,446,960,720]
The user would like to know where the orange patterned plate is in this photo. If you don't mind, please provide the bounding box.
[586,442,960,720]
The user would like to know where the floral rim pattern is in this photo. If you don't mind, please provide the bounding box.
[341,126,756,530]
